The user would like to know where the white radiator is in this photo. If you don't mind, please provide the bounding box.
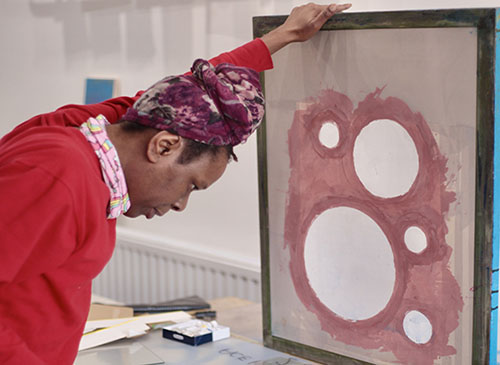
[92,227,261,305]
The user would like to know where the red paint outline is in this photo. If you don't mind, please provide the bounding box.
[284,89,462,364]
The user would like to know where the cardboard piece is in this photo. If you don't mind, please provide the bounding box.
[87,304,133,321]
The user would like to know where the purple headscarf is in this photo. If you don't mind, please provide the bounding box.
[123,59,265,146]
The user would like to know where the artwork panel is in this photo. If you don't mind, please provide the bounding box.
[264,27,477,364]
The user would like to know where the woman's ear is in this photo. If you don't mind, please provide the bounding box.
[146,131,182,163]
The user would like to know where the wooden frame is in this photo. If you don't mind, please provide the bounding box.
[254,9,497,364]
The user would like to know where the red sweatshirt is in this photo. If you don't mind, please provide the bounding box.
[0,39,273,364]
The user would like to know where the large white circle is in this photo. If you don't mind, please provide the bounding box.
[403,310,433,344]
[319,121,340,148]
[304,207,396,321]
[404,226,428,253]
[353,119,419,198]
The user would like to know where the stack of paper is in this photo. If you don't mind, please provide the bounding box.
[80,311,192,351]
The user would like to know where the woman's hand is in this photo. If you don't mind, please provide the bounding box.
[261,3,352,54]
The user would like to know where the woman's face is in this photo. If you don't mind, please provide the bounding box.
[124,134,229,219]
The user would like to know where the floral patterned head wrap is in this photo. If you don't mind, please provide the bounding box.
[122,59,265,146]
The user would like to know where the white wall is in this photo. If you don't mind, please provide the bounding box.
[1,0,498,270]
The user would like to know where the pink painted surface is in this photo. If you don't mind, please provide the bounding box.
[284,88,462,364]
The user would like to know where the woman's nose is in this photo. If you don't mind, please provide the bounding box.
[172,193,190,212]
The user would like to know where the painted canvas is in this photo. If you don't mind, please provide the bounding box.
[255,10,497,365]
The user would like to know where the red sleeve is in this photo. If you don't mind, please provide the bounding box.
[2,39,272,142]
[1,93,143,144]
[52,93,143,126]
[206,38,273,72]
[184,38,274,76]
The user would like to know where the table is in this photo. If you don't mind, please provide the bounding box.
[75,297,318,365]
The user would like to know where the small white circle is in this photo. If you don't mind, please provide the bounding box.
[353,119,419,198]
[318,121,340,148]
[403,310,433,344]
[404,226,428,254]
